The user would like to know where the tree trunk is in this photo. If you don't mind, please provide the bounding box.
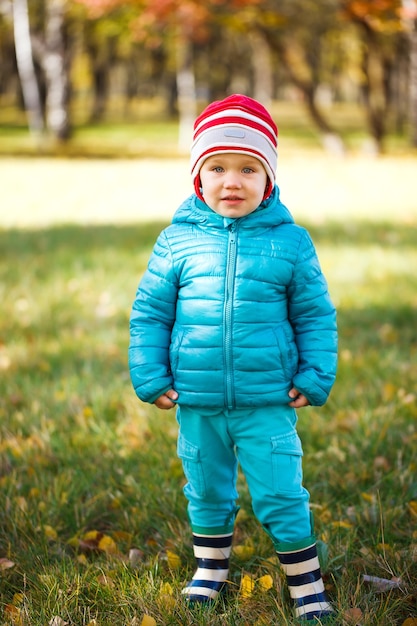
[259,27,345,154]
[249,30,273,107]
[410,20,417,146]
[176,25,197,152]
[12,0,44,140]
[360,30,388,153]
[43,0,71,141]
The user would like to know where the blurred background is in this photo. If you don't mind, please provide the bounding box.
[1,0,417,228]
[1,0,417,154]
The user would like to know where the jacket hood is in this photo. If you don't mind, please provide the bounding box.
[171,184,294,231]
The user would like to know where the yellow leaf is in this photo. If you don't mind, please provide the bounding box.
[77,554,88,565]
[98,535,118,554]
[140,616,157,626]
[5,604,24,625]
[83,530,100,541]
[233,544,255,560]
[254,616,271,626]
[160,582,173,595]
[239,573,255,599]
[258,574,273,592]
[402,619,417,626]
[12,593,24,605]
[67,535,80,548]
[382,382,396,401]
[361,492,375,503]
[331,520,353,529]
[408,501,417,518]
[112,530,133,543]
[43,525,58,540]
[166,549,181,569]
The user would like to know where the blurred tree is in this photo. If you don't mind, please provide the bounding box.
[341,0,408,151]
[237,0,347,152]
[12,0,44,139]
[402,0,417,145]
[42,0,71,140]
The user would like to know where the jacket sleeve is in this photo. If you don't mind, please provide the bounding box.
[129,231,178,404]
[288,229,338,406]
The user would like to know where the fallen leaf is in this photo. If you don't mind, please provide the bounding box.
[331,520,353,529]
[166,549,181,569]
[258,574,273,591]
[362,574,403,591]
[83,530,101,542]
[160,582,173,595]
[140,616,157,626]
[43,525,58,541]
[361,493,376,503]
[233,544,255,560]
[49,617,68,626]
[98,534,118,554]
[12,593,24,605]
[158,582,175,608]
[5,604,23,625]
[408,501,417,518]
[343,607,364,624]
[402,619,417,626]
[97,573,115,587]
[0,558,15,571]
[112,530,133,544]
[76,554,88,565]
[239,573,255,599]
[129,548,144,568]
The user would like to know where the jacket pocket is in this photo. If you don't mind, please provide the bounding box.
[273,324,297,379]
[177,434,207,498]
[271,432,303,495]
[169,328,185,375]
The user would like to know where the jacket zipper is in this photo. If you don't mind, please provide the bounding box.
[224,222,238,408]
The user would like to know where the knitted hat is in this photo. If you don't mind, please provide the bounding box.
[191,93,278,200]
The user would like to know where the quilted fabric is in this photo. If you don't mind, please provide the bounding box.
[129,185,337,409]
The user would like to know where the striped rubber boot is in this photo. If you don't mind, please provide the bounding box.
[182,531,233,603]
[277,540,334,622]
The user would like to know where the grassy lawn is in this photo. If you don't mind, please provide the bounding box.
[0,139,417,625]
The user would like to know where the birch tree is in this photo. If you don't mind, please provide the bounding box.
[402,0,417,145]
[12,0,44,140]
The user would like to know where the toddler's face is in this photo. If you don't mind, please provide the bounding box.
[199,154,268,218]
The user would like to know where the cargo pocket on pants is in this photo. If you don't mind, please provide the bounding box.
[271,432,303,495]
[177,434,207,498]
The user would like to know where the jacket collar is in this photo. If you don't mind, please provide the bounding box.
[172,185,294,230]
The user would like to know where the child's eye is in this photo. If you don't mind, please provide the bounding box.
[242,167,254,174]
[212,166,224,173]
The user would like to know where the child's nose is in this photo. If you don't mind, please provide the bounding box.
[224,172,241,187]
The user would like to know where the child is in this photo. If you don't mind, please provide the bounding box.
[129,94,338,622]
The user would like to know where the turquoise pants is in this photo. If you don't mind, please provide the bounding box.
[176,405,312,545]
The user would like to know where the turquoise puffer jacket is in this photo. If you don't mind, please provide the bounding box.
[129,185,337,409]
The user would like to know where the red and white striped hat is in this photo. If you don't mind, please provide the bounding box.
[191,93,278,200]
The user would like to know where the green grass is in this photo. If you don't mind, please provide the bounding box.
[1,160,417,625]
[1,99,416,158]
